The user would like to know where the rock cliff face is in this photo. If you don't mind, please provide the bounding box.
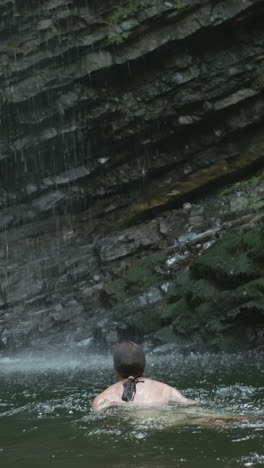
[0,0,264,352]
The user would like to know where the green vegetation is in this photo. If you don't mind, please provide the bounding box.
[106,0,146,44]
[108,0,153,26]
[106,0,190,44]
[131,102,150,115]
[191,229,264,287]
[103,252,166,304]
[108,31,129,45]
[173,1,189,10]
[219,171,264,213]
[235,196,264,212]
[162,225,264,337]
[125,252,166,293]
[220,173,264,197]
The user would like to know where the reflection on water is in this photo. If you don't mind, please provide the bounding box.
[0,352,263,467]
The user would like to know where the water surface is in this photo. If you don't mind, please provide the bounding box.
[0,351,263,467]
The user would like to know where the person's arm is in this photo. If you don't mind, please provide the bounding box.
[92,388,125,413]
[169,387,200,405]
[93,395,104,413]
[93,396,124,413]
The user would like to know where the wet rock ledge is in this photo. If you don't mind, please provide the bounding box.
[0,171,264,353]
[0,0,264,352]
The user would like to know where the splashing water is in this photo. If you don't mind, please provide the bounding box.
[0,351,263,467]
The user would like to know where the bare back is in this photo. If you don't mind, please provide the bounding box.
[92,378,197,413]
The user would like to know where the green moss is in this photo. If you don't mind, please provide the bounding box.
[106,0,147,44]
[168,272,219,305]
[117,308,162,338]
[169,274,264,336]
[238,197,264,212]
[229,278,264,305]
[190,229,264,288]
[191,251,257,288]
[166,274,222,333]
[108,0,153,26]
[118,143,264,226]
[184,279,220,308]
[167,271,189,303]
[107,0,189,28]
[220,172,264,197]
[103,252,166,305]
[165,225,264,337]
[173,0,189,10]
[108,31,129,45]
[170,297,196,334]
[131,103,149,115]
[160,303,176,326]
[103,278,127,304]
[124,252,166,293]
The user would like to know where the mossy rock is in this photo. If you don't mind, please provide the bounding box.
[191,251,257,288]
[153,325,179,344]
[108,31,129,45]
[170,276,264,338]
[165,226,264,340]
[173,0,189,10]
[107,0,153,26]
[124,252,166,294]
[168,272,220,306]
[190,229,264,288]
[160,303,176,326]
[220,171,264,196]
[103,252,166,305]
[183,278,220,308]
[226,278,264,307]
[102,278,127,305]
[117,307,162,339]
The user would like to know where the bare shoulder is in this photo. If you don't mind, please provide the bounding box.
[92,382,122,413]
[169,386,199,405]
[142,377,178,392]
[143,378,199,405]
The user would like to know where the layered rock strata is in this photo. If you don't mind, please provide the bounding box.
[0,171,264,352]
[1,0,264,227]
[0,0,264,351]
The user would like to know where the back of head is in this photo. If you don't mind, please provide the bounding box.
[113,341,146,379]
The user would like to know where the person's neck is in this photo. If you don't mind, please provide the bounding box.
[115,372,144,381]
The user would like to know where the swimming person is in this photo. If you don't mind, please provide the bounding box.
[92,341,199,413]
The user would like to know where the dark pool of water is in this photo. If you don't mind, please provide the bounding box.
[0,351,263,467]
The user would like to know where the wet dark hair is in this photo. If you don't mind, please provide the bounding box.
[113,341,146,402]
